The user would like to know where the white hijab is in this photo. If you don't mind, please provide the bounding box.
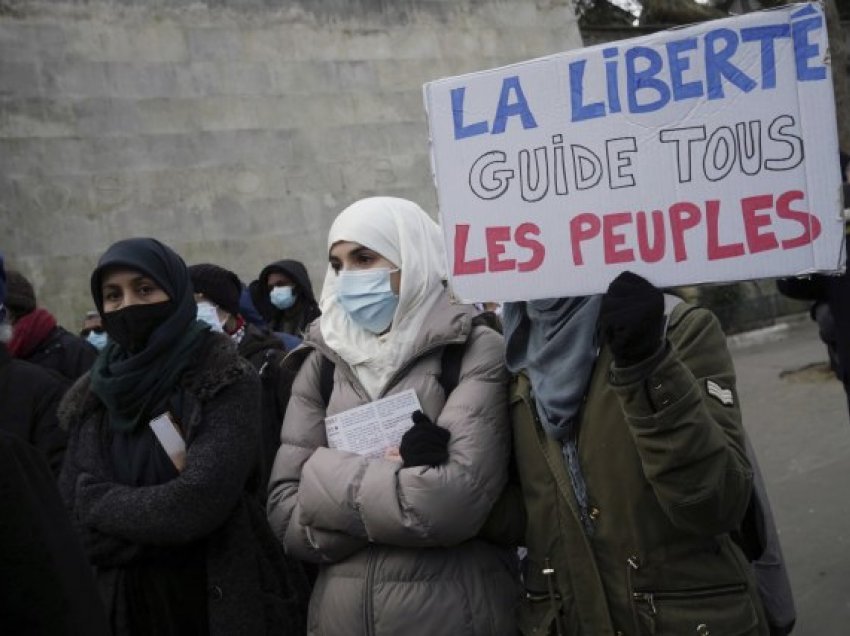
[319,197,447,398]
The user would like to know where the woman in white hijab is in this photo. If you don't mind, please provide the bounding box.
[267,197,519,635]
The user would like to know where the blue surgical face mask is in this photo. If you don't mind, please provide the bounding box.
[86,330,108,350]
[196,301,224,333]
[270,286,296,310]
[336,268,399,334]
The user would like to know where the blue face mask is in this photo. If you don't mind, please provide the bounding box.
[270,286,296,310]
[336,268,399,334]
[86,330,108,350]
[196,301,224,333]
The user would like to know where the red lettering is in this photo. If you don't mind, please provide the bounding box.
[777,190,821,249]
[486,226,516,272]
[636,210,665,263]
[706,199,745,260]
[742,194,779,253]
[603,212,635,264]
[570,213,601,266]
[668,202,702,262]
[453,224,486,275]
[515,222,546,272]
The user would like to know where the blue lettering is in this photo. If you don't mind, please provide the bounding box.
[792,12,827,81]
[666,38,703,101]
[625,46,670,114]
[604,48,622,114]
[451,87,489,140]
[741,24,790,89]
[570,60,606,122]
[705,28,757,100]
[492,76,538,134]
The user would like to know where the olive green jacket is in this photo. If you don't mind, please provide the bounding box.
[514,303,769,636]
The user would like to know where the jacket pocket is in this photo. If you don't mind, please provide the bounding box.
[632,583,759,636]
[518,588,564,636]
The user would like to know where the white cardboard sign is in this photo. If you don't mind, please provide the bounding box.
[424,3,845,301]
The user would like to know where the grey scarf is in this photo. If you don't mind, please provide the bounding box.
[503,296,603,533]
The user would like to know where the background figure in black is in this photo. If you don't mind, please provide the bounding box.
[190,263,300,490]
[0,254,68,475]
[249,259,320,336]
[58,238,308,636]
[777,180,850,421]
[0,429,110,636]
[4,268,97,380]
[80,309,109,351]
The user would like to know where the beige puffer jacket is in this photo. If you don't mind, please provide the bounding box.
[267,293,519,635]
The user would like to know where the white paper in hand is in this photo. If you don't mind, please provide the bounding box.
[149,412,187,472]
[325,388,422,459]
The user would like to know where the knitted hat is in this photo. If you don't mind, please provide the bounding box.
[188,263,242,317]
[4,269,36,316]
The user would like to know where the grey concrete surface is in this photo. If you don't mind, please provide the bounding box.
[731,318,850,634]
[0,0,582,328]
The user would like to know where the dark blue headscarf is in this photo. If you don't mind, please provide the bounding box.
[88,238,208,432]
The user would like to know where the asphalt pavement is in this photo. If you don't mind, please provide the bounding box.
[730,316,850,634]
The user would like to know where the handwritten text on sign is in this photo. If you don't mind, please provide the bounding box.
[424,3,844,301]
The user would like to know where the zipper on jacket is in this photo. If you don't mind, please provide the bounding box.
[632,583,748,617]
[543,558,566,636]
[634,583,747,603]
[363,545,377,636]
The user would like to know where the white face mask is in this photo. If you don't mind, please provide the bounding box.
[196,301,224,333]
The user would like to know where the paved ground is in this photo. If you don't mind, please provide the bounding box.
[730,317,850,634]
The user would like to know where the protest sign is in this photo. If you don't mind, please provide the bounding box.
[424,2,845,301]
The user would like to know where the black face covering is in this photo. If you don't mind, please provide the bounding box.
[101,301,173,354]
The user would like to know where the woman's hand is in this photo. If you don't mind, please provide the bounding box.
[399,410,450,468]
[384,446,402,462]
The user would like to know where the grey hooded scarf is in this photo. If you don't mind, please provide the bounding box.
[502,295,603,533]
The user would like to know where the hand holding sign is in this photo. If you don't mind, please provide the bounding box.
[599,271,665,368]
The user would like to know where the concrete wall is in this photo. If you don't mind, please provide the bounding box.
[0,0,581,327]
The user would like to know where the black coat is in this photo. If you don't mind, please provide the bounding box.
[0,430,109,636]
[0,343,68,474]
[237,324,291,492]
[24,326,97,382]
[249,260,321,335]
[57,333,309,636]
[777,234,850,394]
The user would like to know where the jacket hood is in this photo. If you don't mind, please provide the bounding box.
[250,260,319,323]
[58,332,252,428]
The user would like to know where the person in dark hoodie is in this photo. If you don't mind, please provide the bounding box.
[189,262,300,489]
[249,259,321,336]
[0,254,69,475]
[5,269,97,381]
[57,238,308,636]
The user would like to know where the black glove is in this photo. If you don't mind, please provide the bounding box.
[399,410,450,468]
[599,271,664,367]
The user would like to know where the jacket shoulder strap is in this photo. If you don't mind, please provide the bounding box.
[438,314,500,399]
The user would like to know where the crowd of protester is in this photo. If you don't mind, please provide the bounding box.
[1,195,804,635]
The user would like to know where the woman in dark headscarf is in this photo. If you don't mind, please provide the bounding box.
[57,238,308,636]
[249,259,321,336]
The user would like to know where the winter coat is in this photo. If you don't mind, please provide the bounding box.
[0,430,110,636]
[58,333,308,636]
[250,260,321,335]
[25,325,97,381]
[0,343,68,474]
[514,302,768,636]
[267,292,520,636]
[237,323,292,491]
[777,231,850,410]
